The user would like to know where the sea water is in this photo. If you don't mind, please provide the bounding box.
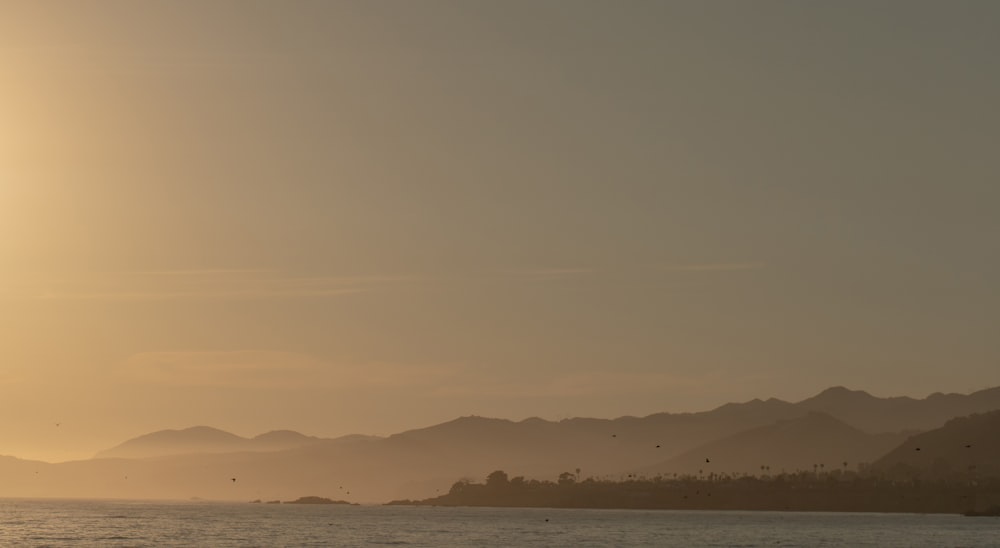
[1,499,997,547]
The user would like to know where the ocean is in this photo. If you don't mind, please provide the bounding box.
[1,499,997,547]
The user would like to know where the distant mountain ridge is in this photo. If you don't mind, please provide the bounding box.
[94,426,334,459]
[5,385,997,503]
[638,411,908,477]
[93,385,1000,461]
[795,385,1000,433]
[871,410,1000,479]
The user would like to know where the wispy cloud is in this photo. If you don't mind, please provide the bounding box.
[119,350,728,406]
[112,268,274,277]
[121,351,461,390]
[659,262,764,272]
[122,351,324,389]
[430,370,728,400]
[0,270,405,302]
[486,263,762,282]
[499,267,594,281]
[0,263,762,302]
[31,288,367,302]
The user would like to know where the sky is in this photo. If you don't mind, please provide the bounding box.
[1,0,998,462]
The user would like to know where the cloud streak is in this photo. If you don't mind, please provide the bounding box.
[118,350,732,415]
[122,351,324,389]
[659,262,764,272]
[121,351,461,391]
[0,263,762,302]
[497,267,594,281]
[0,270,405,302]
[429,370,729,400]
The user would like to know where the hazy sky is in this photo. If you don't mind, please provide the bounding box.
[2,0,998,462]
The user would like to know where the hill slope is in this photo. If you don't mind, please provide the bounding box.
[871,410,1000,480]
[639,412,906,477]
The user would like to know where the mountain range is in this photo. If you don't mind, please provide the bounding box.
[2,385,999,503]
[871,409,1000,479]
[93,426,373,459]
[637,411,908,477]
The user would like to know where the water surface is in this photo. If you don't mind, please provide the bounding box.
[1,499,997,547]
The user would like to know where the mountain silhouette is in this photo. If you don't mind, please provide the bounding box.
[252,430,317,445]
[638,411,906,477]
[871,409,1000,480]
[95,426,327,459]
[796,385,1000,433]
[4,385,998,503]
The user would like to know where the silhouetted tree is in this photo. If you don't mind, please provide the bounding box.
[486,470,509,488]
[558,471,576,485]
[449,480,470,495]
